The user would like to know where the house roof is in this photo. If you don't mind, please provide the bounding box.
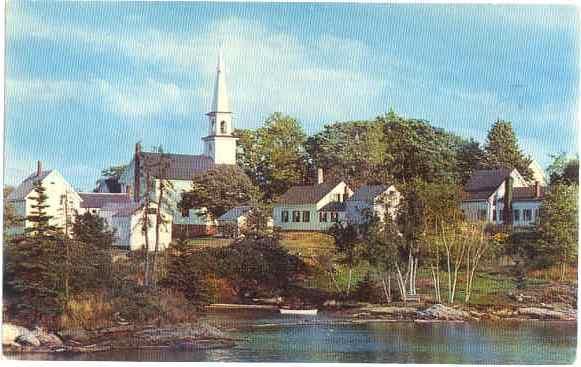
[218,205,252,221]
[512,186,545,202]
[318,201,346,212]
[461,190,493,202]
[79,193,131,209]
[276,180,343,205]
[347,184,390,202]
[464,168,513,193]
[138,152,216,181]
[7,170,53,201]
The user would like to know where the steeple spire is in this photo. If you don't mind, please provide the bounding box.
[211,49,230,113]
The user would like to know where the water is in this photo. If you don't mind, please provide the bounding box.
[6,310,577,363]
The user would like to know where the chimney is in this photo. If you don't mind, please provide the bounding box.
[534,181,541,198]
[317,168,324,184]
[503,176,513,225]
[36,160,42,177]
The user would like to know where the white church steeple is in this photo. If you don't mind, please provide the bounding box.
[203,50,238,165]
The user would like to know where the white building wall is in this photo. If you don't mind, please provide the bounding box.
[111,210,172,251]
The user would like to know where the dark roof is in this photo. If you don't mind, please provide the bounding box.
[464,168,513,196]
[7,170,53,201]
[461,191,493,201]
[139,152,216,180]
[513,186,545,202]
[79,193,131,209]
[276,180,343,205]
[319,201,346,212]
[347,185,390,202]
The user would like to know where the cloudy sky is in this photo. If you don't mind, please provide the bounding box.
[5,2,579,190]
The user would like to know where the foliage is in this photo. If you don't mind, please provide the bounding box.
[547,153,579,185]
[214,234,306,297]
[235,112,309,200]
[481,119,533,180]
[328,223,363,295]
[306,120,390,189]
[3,185,21,233]
[101,164,128,178]
[180,165,260,220]
[536,184,578,279]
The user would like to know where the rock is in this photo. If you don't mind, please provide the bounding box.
[57,328,92,343]
[493,309,515,318]
[323,300,337,307]
[362,306,418,317]
[419,304,471,321]
[518,307,575,320]
[15,333,41,347]
[3,323,31,345]
[33,327,63,347]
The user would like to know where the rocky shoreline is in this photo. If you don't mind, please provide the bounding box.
[3,302,576,354]
[3,322,240,354]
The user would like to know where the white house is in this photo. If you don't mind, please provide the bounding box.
[273,171,353,231]
[460,168,544,227]
[217,205,273,237]
[345,184,401,224]
[109,202,172,251]
[528,160,548,187]
[7,162,81,236]
[118,51,239,239]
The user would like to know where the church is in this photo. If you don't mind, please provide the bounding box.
[116,51,240,238]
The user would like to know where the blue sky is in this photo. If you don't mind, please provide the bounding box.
[5,2,579,191]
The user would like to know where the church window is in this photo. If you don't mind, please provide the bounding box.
[292,211,301,222]
[281,210,289,222]
[302,211,310,222]
[220,120,227,134]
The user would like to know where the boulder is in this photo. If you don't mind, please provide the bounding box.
[419,304,471,321]
[15,333,41,347]
[33,327,63,347]
[3,323,32,346]
[362,306,418,317]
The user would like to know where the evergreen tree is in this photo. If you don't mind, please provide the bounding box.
[482,119,533,180]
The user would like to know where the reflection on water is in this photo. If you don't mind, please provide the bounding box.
[5,310,577,364]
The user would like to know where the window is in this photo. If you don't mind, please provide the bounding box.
[319,212,328,222]
[492,210,497,221]
[523,209,532,221]
[281,210,289,223]
[211,119,216,132]
[330,212,339,222]
[302,211,310,222]
[334,193,342,202]
[499,209,504,222]
[220,120,227,134]
[292,211,301,222]
[534,208,539,221]
[513,209,520,222]
[181,207,189,218]
[477,209,487,221]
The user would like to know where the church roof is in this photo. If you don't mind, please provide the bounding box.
[276,180,343,205]
[210,50,230,113]
[7,170,54,201]
[139,152,215,181]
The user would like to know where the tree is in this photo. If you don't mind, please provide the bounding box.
[481,119,533,180]
[4,186,21,232]
[180,165,260,221]
[328,223,362,296]
[306,120,390,189]
[4,180,64,321]
[536,184,578,280]
[235,112,309,200]
[101,164,128,178]
[547,153,578,185]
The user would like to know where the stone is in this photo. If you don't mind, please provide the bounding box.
[419,304,471,321]
[3,323,29,345]
[15,333,41,347]
[33,327,63,347]
[363,306,418,317]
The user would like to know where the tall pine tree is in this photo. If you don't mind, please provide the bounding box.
[482,119,533,180]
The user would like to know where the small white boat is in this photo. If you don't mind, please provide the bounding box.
[279,308,318,315]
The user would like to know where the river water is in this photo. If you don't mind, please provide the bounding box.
[6,310,577,363]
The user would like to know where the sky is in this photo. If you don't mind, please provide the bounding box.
[5,2,579,191]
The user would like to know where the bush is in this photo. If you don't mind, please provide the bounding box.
[59,292,114,331]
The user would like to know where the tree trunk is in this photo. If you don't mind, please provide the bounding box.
[395,262,407,303]
[347,267,353,296]
[151,181,165,288]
